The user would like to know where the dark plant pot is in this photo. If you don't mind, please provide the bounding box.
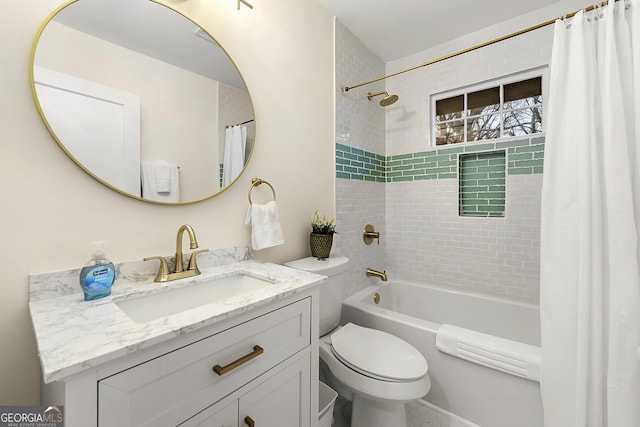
[310,233,333,259]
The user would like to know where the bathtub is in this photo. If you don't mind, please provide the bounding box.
[341,282,543,427]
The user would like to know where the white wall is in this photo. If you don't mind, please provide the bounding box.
[0,0,334,404]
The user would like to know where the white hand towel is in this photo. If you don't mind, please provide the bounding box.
[154,160,172,193]
[244,201,284,250]
[141,161,180,203]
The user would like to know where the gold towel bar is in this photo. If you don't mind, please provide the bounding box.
[248,178,276,204]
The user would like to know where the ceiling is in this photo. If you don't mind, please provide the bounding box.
[49,0,245,89]
[47,0,567,84]
[313,0,565,62]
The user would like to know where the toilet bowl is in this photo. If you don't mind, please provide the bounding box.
[284,256,430,427]
[320,323,430,427]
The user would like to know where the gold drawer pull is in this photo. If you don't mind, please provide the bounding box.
[244,416,255,426]
[213,345,264,376]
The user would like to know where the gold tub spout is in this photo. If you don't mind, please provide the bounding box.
[365,268,387,281]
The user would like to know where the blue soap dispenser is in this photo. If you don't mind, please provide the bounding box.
[80,241,116,301]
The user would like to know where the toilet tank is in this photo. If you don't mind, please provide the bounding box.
[284,256,349,336]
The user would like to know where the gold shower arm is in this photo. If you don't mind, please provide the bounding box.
[343,0,611,92]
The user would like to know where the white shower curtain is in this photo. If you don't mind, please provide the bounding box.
[540,1,640,426]
[222,125,246,187]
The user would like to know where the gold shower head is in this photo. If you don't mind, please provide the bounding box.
[367,91,399,106]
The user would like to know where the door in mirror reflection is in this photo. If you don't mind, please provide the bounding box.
[34,66,141,196]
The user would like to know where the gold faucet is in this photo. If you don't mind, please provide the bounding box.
[144,224,209,282]
[366,268,387,281]
[175,224,198,273]
[363,224,381,245]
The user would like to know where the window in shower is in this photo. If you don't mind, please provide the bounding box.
[433,70,543,146]
[459,151,506,217]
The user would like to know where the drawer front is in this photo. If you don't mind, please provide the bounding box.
[99,298,310,427]
[180,352,310,427]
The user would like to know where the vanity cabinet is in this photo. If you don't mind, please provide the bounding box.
[99,298,310,426]
[43,291,319,427]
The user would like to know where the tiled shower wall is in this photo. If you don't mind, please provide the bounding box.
[334,21,386,296]
[335,0,562,303]
[379,5,561,305]
[336,135,544,303]
[381,137,545,303]
[386,145,543,303]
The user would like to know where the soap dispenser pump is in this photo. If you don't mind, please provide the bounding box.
[79,241,116,301]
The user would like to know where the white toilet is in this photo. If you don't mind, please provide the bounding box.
[284,256,430,427]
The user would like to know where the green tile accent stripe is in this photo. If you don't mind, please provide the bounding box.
[506,136,545,175]
[335,136,544,181]
[336,143,386,182]
[387,148,459,182]
[459,151,506,217]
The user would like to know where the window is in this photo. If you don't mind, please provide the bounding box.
[433,72,543,146]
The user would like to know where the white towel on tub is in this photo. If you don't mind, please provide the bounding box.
[435,324,541,382]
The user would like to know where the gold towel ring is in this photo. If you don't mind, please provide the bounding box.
[248,178,276,204]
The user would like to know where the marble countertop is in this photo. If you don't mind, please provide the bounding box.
[29,259,325,384]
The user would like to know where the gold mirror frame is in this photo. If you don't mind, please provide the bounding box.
[30,0,256,205]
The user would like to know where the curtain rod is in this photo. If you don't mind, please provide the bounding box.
[226,119,254,128]
[342,0,612,92]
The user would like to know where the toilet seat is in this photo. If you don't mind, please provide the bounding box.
[330,323,428,382]
[319,331,431,404]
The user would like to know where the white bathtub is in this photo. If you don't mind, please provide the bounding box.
[341,282,543,427]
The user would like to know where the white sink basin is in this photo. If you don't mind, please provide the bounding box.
[115,273,277,323]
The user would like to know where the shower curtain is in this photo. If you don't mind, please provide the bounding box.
[540,1,640,426]
[222,125,246,187]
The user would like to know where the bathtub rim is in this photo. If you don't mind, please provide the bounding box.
[344,280,540,312]
[342,279,542,347]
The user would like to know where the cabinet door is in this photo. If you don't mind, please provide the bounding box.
[239,353,311,427]
[179,400,238,427]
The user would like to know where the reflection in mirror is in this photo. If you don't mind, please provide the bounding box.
[31,0,255,204]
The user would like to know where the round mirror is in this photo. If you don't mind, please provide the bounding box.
[31,0,255,204]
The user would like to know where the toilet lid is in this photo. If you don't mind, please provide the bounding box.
[330,323,428,381]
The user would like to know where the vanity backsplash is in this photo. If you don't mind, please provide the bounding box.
[29,245,253,302]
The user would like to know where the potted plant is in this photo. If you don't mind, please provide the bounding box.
[310,210,337,259]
